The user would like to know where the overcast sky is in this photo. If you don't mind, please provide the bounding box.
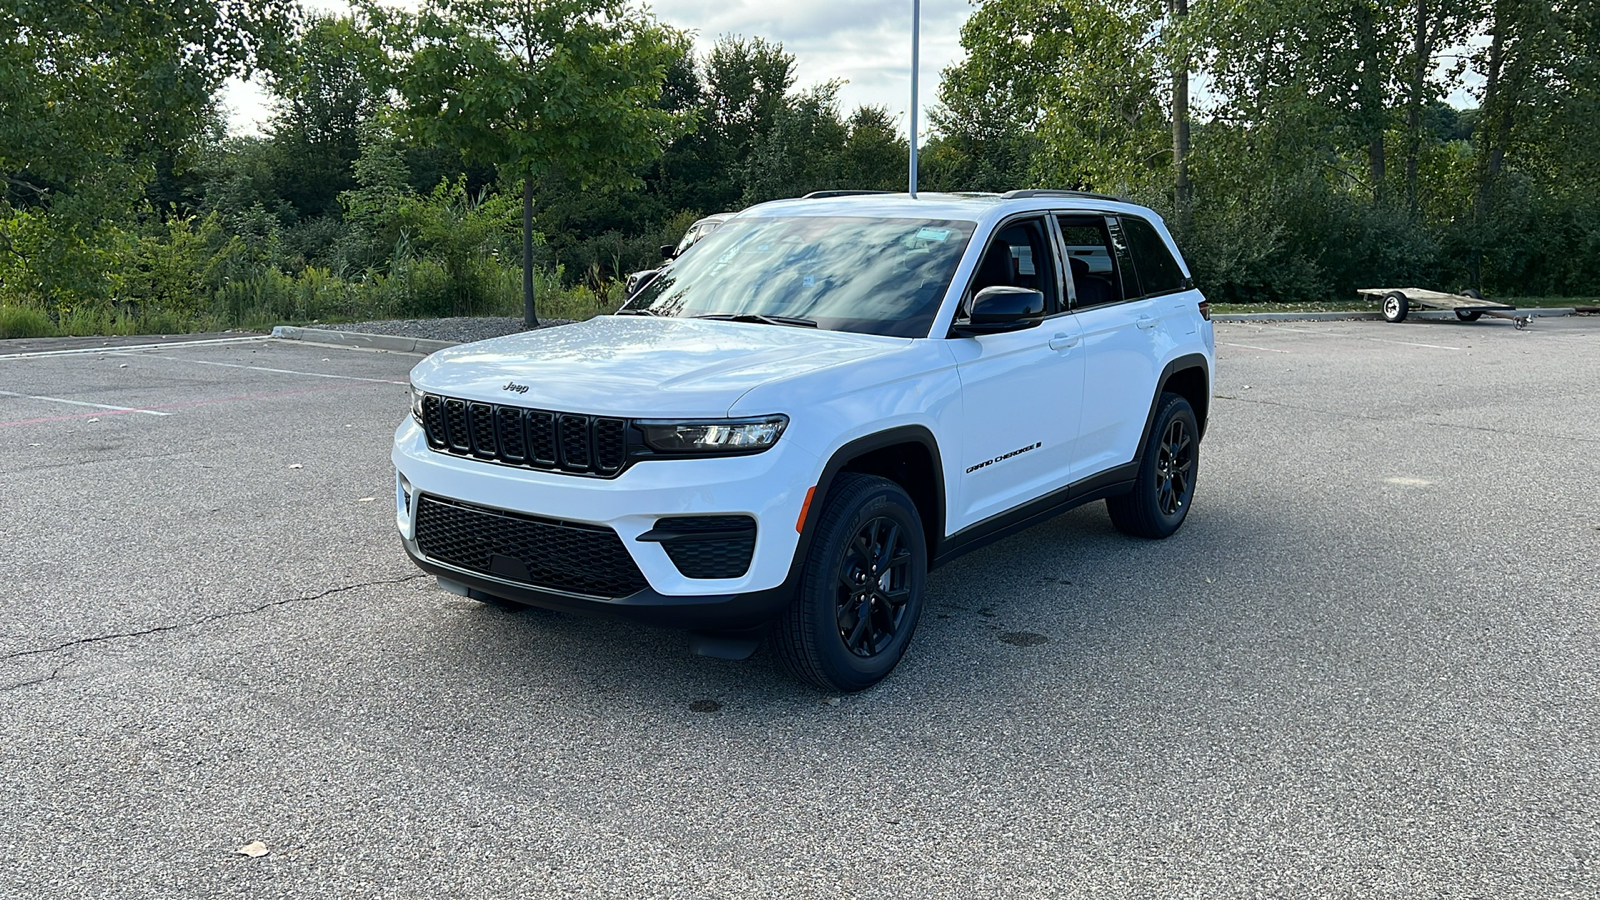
[220,0,972,139]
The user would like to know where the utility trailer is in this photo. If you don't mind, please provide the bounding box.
[1359,287,1532,329]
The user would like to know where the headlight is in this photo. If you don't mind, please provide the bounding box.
[636,415,788,454]
[410,384,425,423]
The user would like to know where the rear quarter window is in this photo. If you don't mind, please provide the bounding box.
[1121,217,1188,296]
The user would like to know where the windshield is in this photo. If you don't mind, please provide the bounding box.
[622,216,976,338]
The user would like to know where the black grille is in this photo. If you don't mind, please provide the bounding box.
[528,412,557,466]
[595,418,626,471]
[558,415,590,471]
[495,407,526,461]
[652,516,757,579]
[468,403,496,458]
[419,393,628,477]
[414,495,648,598]
[422,395,447,448]
[444,399,470,452]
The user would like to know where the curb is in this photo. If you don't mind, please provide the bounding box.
[270,325,458,354]
[1215,308,1576,323]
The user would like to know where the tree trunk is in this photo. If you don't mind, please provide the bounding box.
[1169,0,1191,236]
[1404,0,1430,211]
[1475,10,1506,219]
[1355,5,1386,202]
[1472,7,1507,289]
[523,176,538,328]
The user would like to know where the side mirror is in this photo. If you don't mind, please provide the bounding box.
[955,286,1046,336]
[660,244,677,260]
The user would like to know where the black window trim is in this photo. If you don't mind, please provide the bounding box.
[947,212,1068,333]
[1051,210,1142,314]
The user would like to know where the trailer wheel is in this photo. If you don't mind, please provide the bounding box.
[1382,291,1409,323]
[1456,309,1482,321]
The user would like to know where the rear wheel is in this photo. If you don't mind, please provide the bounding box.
[1456,309,1482,321]
[774,474,927,692]
[1107,393,1199,539]
[1382,291,1409,323]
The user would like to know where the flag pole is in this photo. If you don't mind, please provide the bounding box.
[909,0,919,198]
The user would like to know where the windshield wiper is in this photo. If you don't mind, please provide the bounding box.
[693,313,818,328]
[614,307,666,316]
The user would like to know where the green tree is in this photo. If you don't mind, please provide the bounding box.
[0,0,294,310]
[839,106,910,192]
[740,82,850,204]
[370,0,685,325]
[263,14,388,221]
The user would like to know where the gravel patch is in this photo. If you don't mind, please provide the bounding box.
[306,316,576,345]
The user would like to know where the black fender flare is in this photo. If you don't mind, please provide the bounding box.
[789,425,946,573]
[1134,354,1212,464]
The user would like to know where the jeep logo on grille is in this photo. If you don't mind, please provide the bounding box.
[502,381,530,394]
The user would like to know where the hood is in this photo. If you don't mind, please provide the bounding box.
[409,316,909,417]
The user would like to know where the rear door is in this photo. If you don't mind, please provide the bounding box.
[1056,214,1163,482]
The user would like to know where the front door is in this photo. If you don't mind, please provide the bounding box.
[949,216,1085,532]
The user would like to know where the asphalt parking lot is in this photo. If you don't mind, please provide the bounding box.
[2,318,1597,898]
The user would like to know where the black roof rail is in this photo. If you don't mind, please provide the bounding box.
[1001,189,1123,202]
[799,190,894,199]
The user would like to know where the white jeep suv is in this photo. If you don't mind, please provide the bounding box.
[394,190,1214,691]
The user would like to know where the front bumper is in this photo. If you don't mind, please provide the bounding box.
[392,419,819,628]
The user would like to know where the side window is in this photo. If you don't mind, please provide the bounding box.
[1105,217,1142,299]
[1055,215,1127,309]
[1121,216,1188,296]
[962,217,1061,316]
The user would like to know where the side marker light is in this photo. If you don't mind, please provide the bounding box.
[796,486,816,534]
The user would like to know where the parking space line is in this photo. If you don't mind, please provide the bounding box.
[0,380,395,428]
[1365,337,1460,351]
[112,352,409,386]
[1218,341,1291,354]
[0,389,172,416]
[0,335,269,360]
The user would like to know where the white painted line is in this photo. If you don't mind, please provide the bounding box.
[0,335,269,360]
[112,353,408,386]
[1366,337,1460,351]
[0,389,171,416]
[1218,341,1291,354]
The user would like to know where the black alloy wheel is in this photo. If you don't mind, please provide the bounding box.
[835,516,914,658]
[1107,392,1200,539]
[1154,416,1195,518]
[775,473,927,692]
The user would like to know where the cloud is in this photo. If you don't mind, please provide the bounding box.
[654,0,970,133]
[224,0,973,138]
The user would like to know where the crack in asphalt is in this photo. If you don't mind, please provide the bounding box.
[1214,394,1600,445]
[0,574,427,672]
[0,660,73,692]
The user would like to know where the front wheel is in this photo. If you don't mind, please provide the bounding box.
[1107,393,1199,539]
[774,474,927,692]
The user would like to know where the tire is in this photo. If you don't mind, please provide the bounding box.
[1456,309,1482,321]
[1107,393,1199,539]
[774,473,927,692]
[1382,291,1409,323]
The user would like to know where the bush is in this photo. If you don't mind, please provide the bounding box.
[0,305,55,338]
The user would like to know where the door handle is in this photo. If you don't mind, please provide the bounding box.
[1048,333,1078,351]
[1135,315,1157,330]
